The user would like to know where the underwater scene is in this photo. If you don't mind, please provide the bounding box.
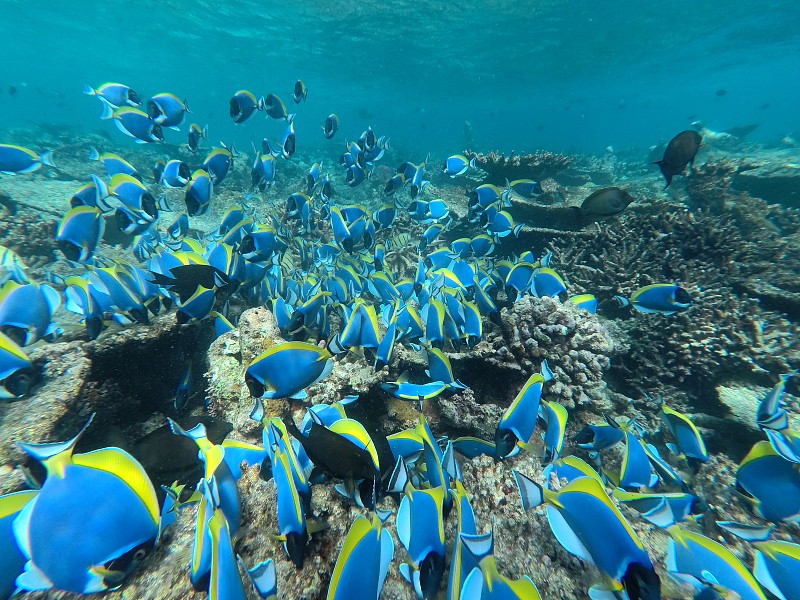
[2,1,800,599]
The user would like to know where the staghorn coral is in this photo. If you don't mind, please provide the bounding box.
[465,148,573,185]
[548,205,800,395]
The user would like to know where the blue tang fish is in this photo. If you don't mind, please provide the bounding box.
[105,106,163,143]
[326,515,393,600]
[735,440,800,523]
[185,169,213,217]
[397,485,447,599]
[666,525,766,600]
[13,416,160,594]
[443,154,476,177]
[147,93,189,129]
[229,90,261,124]
[238,557,277,600]
[495,372,546,459]
[660,402,709,464]
[83,82,141,108]
[514,472,661,599]
[459,532,541,600]
[753,540,800,600]
[245,342,333,400]
[615,284,692,315]
[206,497,247,600]
[0,282,60,346]
[55,206,105,264]
[0,490,37,599]
[0,144,54,174]
[187,123,207,152]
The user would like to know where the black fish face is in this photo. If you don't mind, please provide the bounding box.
[622,563,661,600]
[494,428,518,460]
[103,539,156,589]
[151,123,164,141]
[146,99,161,120]
[178,162,191,180]
[674,286,692,306]
[245,373,265,398]
[85,317,104,341]
[285,531,308,568]
[4,367,35,397]
[57,239,82,262]
[185,194,201,217]
[573,426,596,446]
[128,90,141,105]
[229,97,241,119]
[284,135,296,157]
[141,192,158,219]
[419,552,446,599]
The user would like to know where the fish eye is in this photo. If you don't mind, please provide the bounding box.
[133,548,148,560]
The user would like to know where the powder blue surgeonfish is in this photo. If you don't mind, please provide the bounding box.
[13,415,160,594]
[666,525,767,600]
[443,155,476,177]
[245,342,333,400]
[326,514,393,600]
[0,282,60,346]
[83,82,141,109]
[55,206,105,264]
[756,372,795,431]
[0,490,37,600]
[147,93,189,129]
[104,106,164,143]
[735,441,800,523]
[615,284,692,315]
[752,540,800,600]
[659,401,709,465]
[458,532,541,600]
[514,472,661,599]
[495,370,548,459]
[397,485,447,599]
[205,485,247,600]
[0,144,55,174]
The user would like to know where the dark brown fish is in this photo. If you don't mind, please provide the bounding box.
[580,187,634,220]
[654,130,702,187]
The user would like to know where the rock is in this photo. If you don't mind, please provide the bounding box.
[733,164,800,208]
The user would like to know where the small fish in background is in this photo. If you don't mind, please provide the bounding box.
[174,359,193,411]
[306,162,322,192]
[280,120,296,159]
[158,159,191,188]
[323,113,339,139]
[579,186,634,222]
[104,106,164,143]
[202,143,237,184]
[229,90,262,124]
[183,169,213,216]
[261,93,294,122]
[653,130,702,187]
[615,284,693,316]
[443,154,476,177]
[83,82,141,108]
[293,79,308,103]
[88,147,139,179]
[147,93,189,129]
[186,123,208,152]
[0,144,55,174]
[506,178,543,198]
[55,206,105,263]
[0,245,29,285]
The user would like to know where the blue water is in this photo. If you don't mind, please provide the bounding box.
[1,1,798,155]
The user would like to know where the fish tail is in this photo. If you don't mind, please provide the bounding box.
[184,98,191,113]
[614,295,630,308]
[82,84,96,96]
[17,414,96,464]
[513,470,544,511]
[39,150,55,168]
[286,113,296,125]
[98,101,115,120]
[87,146,100,160]
[201,124,208,139]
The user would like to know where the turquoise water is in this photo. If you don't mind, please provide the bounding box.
[1,0,798,154]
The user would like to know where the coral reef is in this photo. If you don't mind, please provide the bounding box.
[465,149,573,185]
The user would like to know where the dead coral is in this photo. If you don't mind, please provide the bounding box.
[465,149,573,185]
[0,209,58,271]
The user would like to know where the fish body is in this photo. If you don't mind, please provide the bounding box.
[14,417,160,594]
[397,486,447,599]
[88,147,139,178]
[323,114,339,139]
[581,187,633,220]
[202,145,235,184]
[0,330,31,397]
[444,155,476,177]
[495,373,545,459]
[109,106,163,143]
[327,515,393,600]
[187,123,207,152]
[83,82,141,108]
[666,525,766,600]
[752,540,800,600]
[508,179,543,198]
[616,284,692,315]
[56,206,105,263]
[0,490,38,599]
[0,282,60,346]
[229,90,261,124]
[185,169,213,216]
[293,80,308,103]
[736,440,800,523]
[655,130,702,187]
[159,159,191,188]
[262,93,293,121]
[514,472,660,599]
[147,93,189,128]
[245,342,333,400]
[0,144,54,174]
